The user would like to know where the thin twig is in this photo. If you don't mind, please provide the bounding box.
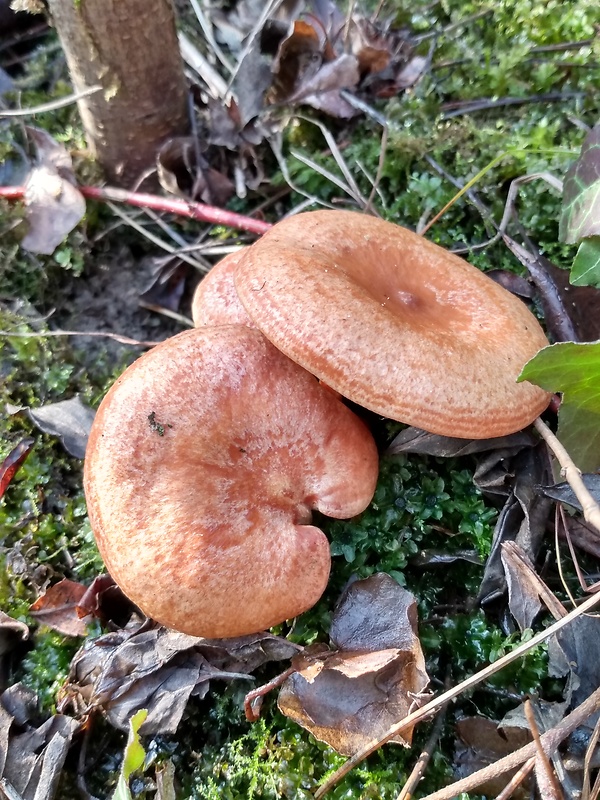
[525,699,563,800]
[0,86,102,117]
[534,417,600,534]
[441,91,585,119]
[314,589,600,798]
[416,684,600,800]
[395,704,447,800]
[493,756,535,800]
[582,713,600,800]
[0,184,272,236]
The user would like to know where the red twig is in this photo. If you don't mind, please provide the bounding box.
[0,184,273,236]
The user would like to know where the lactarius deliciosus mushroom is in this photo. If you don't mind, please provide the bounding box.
[191,249,254,327]
[234,210,550,439]
[84,325,378,638]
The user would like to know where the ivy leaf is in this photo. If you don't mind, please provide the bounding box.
[519,342,600,472]
[112,708,148,800]
[570,236,600,288]
[559,123,600,244]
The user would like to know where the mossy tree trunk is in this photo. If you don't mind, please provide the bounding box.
[46,0,189,186]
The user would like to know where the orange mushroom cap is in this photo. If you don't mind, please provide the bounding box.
[191,249,254,328]
[234,210,550,439]
[84,325,379,639]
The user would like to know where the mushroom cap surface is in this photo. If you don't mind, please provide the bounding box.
[84,325,379,639]
[191,249,254,327]
[234,210,551,438]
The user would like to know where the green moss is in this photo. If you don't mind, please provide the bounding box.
[18,629,79,712]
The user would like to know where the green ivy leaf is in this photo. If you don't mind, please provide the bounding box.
[559,124,600,244]
[112,708,148,800]
[519,342,600,472]
[570,236,600,287]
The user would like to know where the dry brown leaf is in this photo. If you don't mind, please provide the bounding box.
[20,127,85,255]
[26,395,96,459]
[30,578,88,637]
[60,622,300,735]
[455,716,532,799]
[271,18,324,101]
[501,542,566,631]
[278,573,429,756]
[0,683,78,800]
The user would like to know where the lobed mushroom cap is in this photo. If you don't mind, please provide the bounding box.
[191,249,254,328]
[234,210,551,439]
[84,325,379,639]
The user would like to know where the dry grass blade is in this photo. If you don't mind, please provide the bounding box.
[106,202,208,271]
[290,149,365,207]
[0,86,102,117]
[314,589,600,798]
[0,330,162,347]
[269,134,334,211]
[296,116,374,212]
[178,31,229,99]
[187,0,234,75]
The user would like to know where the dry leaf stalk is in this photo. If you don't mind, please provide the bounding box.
[534,417,600,534]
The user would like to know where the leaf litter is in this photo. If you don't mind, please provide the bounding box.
[3,1,600,798]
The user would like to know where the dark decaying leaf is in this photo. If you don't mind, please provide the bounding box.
[76,573,138,628]
[478,443,553,606]
[455,715,532,799]
[288,54,361,118]
[278,574,429,756]
[559,123,600,244]
[0,683,78,800]
[231,43,272,129]
[0,612,29,657]
[538,474,600,511]
[61,622,300,735]
[558,515,600,560]
[0,612,29,689]
[271,18,325,101]
[534,254,600,342]
[387,427,536,458]
[549,613,600,728]
[27,396,95,459]
[501,543,542,631]
[0,437,34,500]
[20,127,85,255]
[157,137,234,204]
[500,542,567,631]
[29,579,88,637]
[138,261,189,315]
[520,341,600,473]
[487,269,536,298]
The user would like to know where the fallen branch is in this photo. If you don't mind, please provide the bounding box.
[0,184,272,236]
[314,589,600,798]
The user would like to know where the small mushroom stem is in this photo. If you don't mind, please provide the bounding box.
[533,416,600,535]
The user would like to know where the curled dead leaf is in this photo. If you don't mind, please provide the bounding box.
[278,574,430,756]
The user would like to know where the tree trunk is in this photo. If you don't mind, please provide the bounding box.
[46,0,189,186]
